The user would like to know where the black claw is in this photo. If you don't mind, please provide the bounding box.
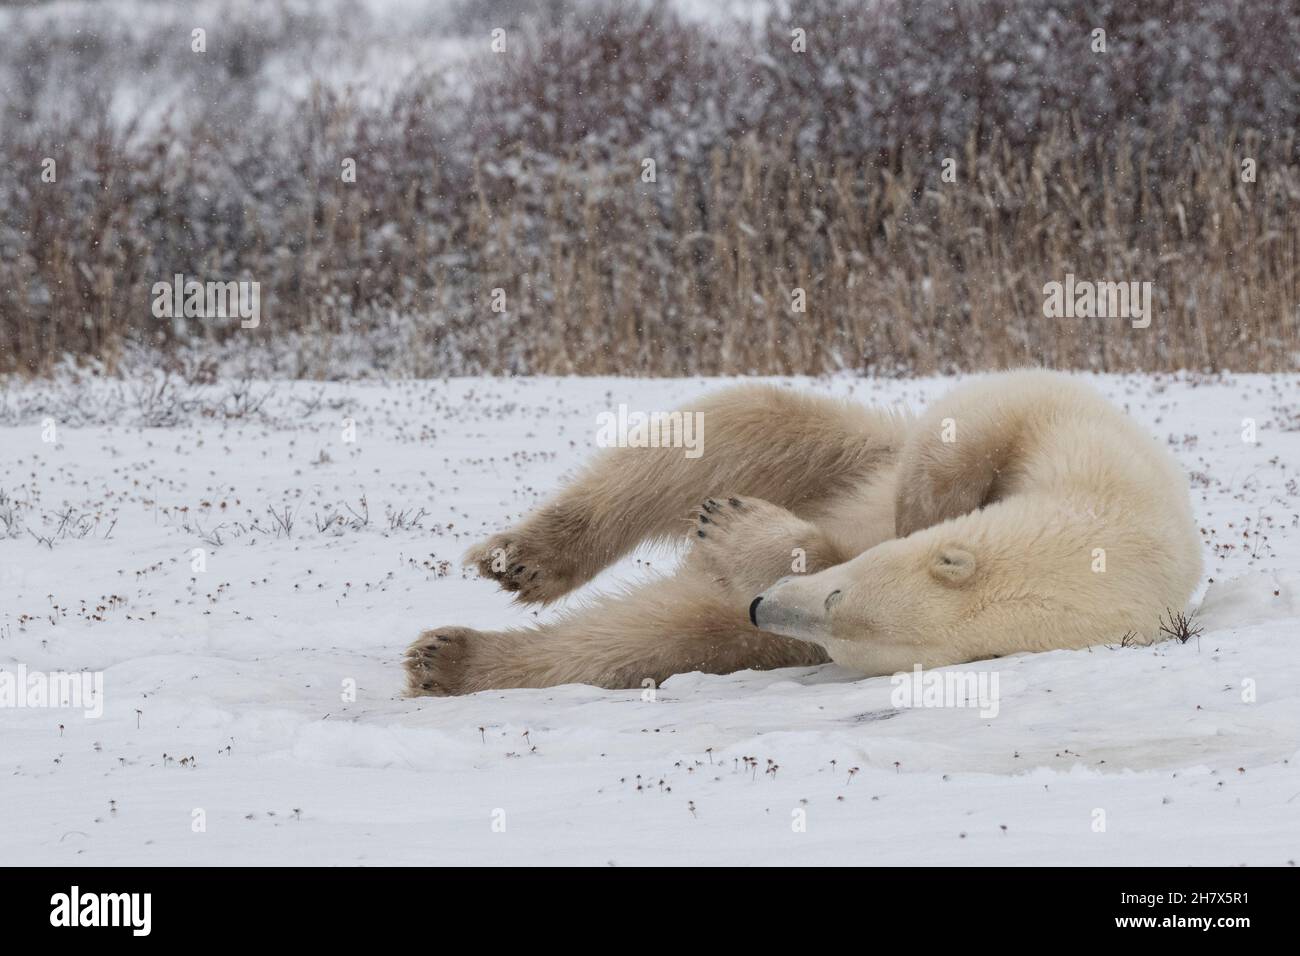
[530,570,540,580]
[697,529,706,538]
[729,497,742,507]
[699,514,710,523]
[513,565,525,574]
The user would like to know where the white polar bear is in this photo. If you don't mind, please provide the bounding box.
[407,370,1202,695]
[749,371,1203,672]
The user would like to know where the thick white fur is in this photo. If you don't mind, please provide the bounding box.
[753,371,1203,672]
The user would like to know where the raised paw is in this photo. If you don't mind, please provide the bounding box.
[464,512,589,604]
[692,496,748,541]
[405,626,481,696]
[688,496,836,600]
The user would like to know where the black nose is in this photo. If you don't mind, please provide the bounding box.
[748,595,763,626]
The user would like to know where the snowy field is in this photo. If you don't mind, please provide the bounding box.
[1,372,1298,866]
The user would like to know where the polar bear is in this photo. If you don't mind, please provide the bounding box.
[406,370,1202,695]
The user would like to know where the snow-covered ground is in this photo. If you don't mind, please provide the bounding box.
[1,372,1298,865]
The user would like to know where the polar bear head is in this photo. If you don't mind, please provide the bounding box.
[743,492,1158,674]
[749,528,994,674]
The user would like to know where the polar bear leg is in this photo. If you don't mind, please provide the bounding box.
[406,569,828,695]
[466,385,903,604]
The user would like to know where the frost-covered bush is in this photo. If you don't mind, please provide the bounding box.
[0,0,1297,376]
[748,0,1300,159]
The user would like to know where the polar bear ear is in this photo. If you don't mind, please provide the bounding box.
[930,548,976,585]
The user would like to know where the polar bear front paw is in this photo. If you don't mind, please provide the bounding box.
[405,627,482,696]
[688,496,834,600]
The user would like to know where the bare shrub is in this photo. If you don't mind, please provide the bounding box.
[1,0,1296,377]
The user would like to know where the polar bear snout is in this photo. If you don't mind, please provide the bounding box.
[750,574,839,643]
